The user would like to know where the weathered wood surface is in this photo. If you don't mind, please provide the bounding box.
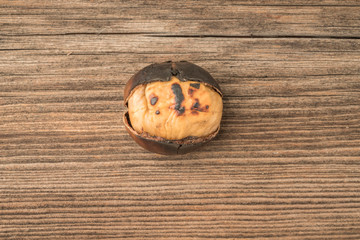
[1,0,360,37]
[1,1,360,239]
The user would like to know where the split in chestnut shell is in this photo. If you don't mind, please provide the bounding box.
[123,61,223,155]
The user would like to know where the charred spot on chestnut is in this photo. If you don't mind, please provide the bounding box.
[123,61,223,155]
[150,96,158,105]
[190,83,200,89]
[193,101,200,109]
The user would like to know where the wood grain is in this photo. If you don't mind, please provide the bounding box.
[1,1,360,239]
[1,0,360,37]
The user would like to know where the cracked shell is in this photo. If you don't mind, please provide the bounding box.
[123,61,223,155]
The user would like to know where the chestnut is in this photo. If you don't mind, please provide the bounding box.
[123,61,223,155]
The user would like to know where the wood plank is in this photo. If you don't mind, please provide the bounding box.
[1,161,360,239]
[1,36,359,161]
[0,1,359,37]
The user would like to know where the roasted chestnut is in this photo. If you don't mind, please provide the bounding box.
[123,61,223,155]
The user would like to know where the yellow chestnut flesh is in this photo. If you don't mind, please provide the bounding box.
[127,76,223,140]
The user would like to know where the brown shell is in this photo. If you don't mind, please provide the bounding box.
[123,61,222,155]
[124,61,222,106]
[123,112,220,155]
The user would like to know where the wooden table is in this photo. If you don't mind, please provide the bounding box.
[1,1,360,239]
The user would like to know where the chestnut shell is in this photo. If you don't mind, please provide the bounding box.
[123,61,222,155]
